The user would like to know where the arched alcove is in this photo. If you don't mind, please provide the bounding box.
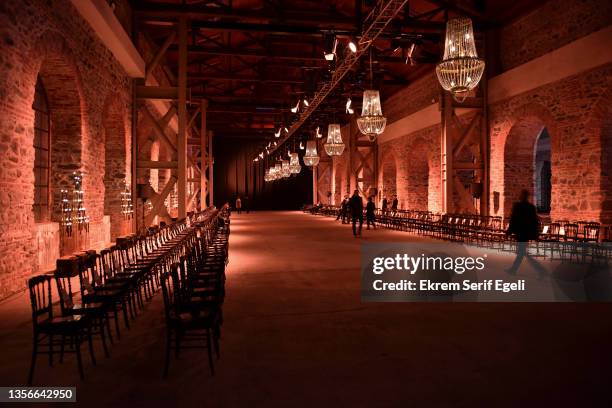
[503,116,548,216]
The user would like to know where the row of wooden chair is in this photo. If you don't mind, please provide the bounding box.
[160,205,230,377]
[27,207,223,384]
[311,205,612,263]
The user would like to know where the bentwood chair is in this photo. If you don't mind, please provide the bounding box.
[160,266,218,378]
[28,275,95,384]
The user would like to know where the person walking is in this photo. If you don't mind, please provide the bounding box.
[349,190,364,237]
[366,196,376,230]
[235,196,242,214]
[505,189,542,274]
[336,196,347,222]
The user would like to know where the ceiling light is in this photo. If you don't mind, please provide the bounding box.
[303,98,309,107]
[274,128,281,138]
[346,98,354,114]
[315,126,322,138]
[284,126,289,133]
[291,100,300,113]
[348,40,357,53]
[299,141,305,150]
[324,33,338,61]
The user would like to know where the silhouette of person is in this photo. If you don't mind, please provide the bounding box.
[235,196,242,214]
[336,195,347,222]
[244,196,250,213]
[366,196,376,230]
[391,195,398,215]
[381,196,388,214]
[349,190,364,237]
[506,189,543,275]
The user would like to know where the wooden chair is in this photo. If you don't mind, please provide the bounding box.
[28,275,95,384]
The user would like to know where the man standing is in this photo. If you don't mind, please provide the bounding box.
[349,190,364,237]
[391,195,398,215]
[381,196,388,214]
[366,196,376,230]
[336,195,347,222]
[506,189,540,274]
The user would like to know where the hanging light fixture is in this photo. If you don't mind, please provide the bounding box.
[274,163,283,180]
[303,140,320,167]
[289,152,301,174]
[436,17,485,103]
[357,49,386,142]
[281,160,291,178]
[324,123,345,156]
[264,168,271,182]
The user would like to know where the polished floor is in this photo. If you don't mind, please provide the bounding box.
[0,211,611,407]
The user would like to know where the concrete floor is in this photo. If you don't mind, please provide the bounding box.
[1,211,611,407]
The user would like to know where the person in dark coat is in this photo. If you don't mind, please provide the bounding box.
[391,195,398,214]
[505,189,542,274]
[349,190,364,237]
[336,196,347,222]
[366,196,376,230]
[244,196,250,213]
[381,197,388,214]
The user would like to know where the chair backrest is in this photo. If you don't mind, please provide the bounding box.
[29,275,53,325]
[565,223,579,239]
[54,271,75,314]
[160,265,181,321]
[584,223,600,241]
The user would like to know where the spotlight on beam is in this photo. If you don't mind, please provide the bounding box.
[324,33,338,61]
[348,39,358,53]
[299,141,305,150]
[274,128,281,138]
[303,98,309,107]
[405,43,416,66]
[284,126,289,133]
[315,126,322,139]
[346,97,354,114]
[291,100,300,113]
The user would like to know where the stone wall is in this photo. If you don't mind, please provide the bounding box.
[0,0,132,300]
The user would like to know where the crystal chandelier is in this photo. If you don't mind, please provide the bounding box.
[264,168,271,182]
[281,160,291,178]
[324,124,345,156]
[289,152,302,174]
[357,50,386,142]
[436,17,485,102]
[274,163,282,180]
[303,140,320,167]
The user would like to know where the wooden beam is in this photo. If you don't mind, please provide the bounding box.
[141,108,177,153]
[200,99,208,209]
[187,106,201,130]
[145,176,177,225]
[208,130,214,207]
[177,16,188,218]
[452,113,481,158]
[145,32,176,81]
[136,85,180,100]
[137,160,178,169]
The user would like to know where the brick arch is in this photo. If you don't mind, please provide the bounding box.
[102,93,129,239]
[379,150,398,203]
[30,31,85,225]
[501,103,558,217]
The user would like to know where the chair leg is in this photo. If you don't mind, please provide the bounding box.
[49,334,53,367]
[60,334,66,363]
[75,335,85,380]
[105,312,114,345]
[163,330,172,378]
[113,309,121,340]
[99,319,110,358]
[206,328,215,376]
[87,326,96,366]
[28,334,38,385]
[122,300,130,329]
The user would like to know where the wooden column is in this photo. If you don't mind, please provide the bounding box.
[177,16,188,218]
[208,130,214,207]
[200,99,208,209]
[312,166,318,205]
[441,93,454,213]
